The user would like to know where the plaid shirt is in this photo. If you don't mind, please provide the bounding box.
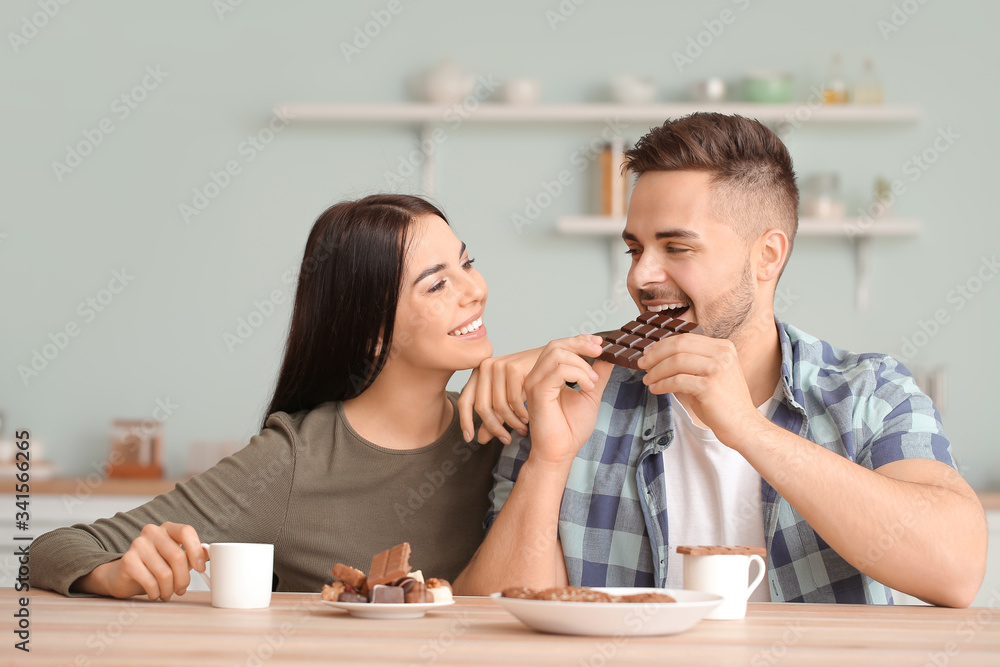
[486,320,954,604]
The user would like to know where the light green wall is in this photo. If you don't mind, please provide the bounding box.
[2,1,998,488]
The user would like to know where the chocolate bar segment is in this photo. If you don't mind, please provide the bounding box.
[597,316,704,370]
[367,542,412,586]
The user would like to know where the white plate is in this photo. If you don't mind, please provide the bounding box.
[490,587,723,636]
[320,599,454,619]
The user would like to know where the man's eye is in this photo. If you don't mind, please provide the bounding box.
[625,248,641,256]
[667,247,690,254]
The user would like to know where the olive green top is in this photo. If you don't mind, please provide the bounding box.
[30,393,502,596]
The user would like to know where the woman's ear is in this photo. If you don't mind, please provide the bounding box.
[756,229,790,282]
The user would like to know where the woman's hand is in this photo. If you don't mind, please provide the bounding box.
[457,347,543,444]
[522,337,612,466]
[457,335,606,445]
[74,522,207,601]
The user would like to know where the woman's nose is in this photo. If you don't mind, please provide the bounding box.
[458,269,487,304]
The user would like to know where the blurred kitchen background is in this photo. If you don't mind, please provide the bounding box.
[1,0,998,563]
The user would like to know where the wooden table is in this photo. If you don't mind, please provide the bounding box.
[7,589,999,666]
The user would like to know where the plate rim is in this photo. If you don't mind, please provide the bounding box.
[319,598,455,612]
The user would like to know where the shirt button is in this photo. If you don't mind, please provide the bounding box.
[643,428,652,437]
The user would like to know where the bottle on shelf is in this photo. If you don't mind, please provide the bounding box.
[853,58,884,105]
[822,53,849,104]
[600,141,630,217]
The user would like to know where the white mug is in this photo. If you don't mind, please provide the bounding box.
[198,542,273,609]
[683,553,766,620]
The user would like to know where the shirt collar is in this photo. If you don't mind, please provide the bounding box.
[775,316,806,415]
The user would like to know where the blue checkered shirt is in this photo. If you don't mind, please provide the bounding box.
[486,320,954,603]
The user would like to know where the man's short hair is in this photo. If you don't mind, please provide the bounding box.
[624,113,799,253]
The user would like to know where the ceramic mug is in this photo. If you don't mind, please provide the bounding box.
[683,552,766,620]
[198,542,273,609]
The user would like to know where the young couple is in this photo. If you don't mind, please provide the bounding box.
[32,113,986,607]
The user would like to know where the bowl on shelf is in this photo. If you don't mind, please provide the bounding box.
[692,77,727,103]
[500,78,541,105]
[742,71,794,103]
[610,75,656,105]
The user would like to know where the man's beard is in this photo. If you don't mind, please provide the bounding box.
[700,257,756,341]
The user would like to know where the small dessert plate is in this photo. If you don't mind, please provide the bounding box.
[320,599,454,619]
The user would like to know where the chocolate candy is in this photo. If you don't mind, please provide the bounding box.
[368,542,412,586]
[370,584,405,604]
[337,591,368,603]
[321,581,346,601]
[597,314,704,370]
[403,582,433,604]
[332,563,369,596]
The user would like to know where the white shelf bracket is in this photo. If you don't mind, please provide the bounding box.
[853,236,870,312]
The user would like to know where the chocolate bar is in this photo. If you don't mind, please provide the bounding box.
[368,542,412,586]
[597,313,704,370]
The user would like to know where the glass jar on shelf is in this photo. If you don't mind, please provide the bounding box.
[800,173,845,219]
[822,53,849,104]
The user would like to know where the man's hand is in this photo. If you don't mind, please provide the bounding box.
[73,522,207,601]
[637,333,762,447]
[524,336,612,466]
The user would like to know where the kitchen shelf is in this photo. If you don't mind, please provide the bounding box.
[276,101,922,309]
[274,103,921,124]
[557,216,922,311]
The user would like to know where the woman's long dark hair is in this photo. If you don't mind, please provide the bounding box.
[262,194,448,427]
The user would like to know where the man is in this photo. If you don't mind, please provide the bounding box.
[455,113,986,606]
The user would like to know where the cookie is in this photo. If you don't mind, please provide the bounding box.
[618,592,676,603]
[501,586,537,599]
[532,586,615,603]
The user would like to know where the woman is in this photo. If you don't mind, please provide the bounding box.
[30,194,510,600]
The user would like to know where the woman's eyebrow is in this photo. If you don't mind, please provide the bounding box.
[412,242,468,286]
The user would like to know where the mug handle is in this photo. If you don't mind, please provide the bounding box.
[197,543,212,589]
[745,554,766,599]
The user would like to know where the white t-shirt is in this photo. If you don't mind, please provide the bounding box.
[662,387,778,602]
